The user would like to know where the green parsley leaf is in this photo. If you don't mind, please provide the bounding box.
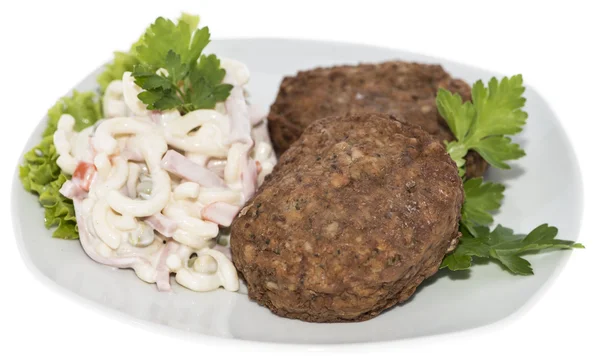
[441,224,584,275]
[184,54,233,111]
[438,75,584,276]
[133,64,174,91]
[137,90,165,107]
[461,178,505,236]
[195,54,227,85]
[134,16,209,67]
[165,50,189,82]
[130,16,231,113]
[132,63,181,111]
[150,92,182,111]
[96,13,201,94]
[437,75,527,175]
[178,13,200,32]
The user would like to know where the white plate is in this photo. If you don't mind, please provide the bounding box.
[12,39,583,345]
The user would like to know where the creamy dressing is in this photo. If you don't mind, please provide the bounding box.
[56,58,277,292]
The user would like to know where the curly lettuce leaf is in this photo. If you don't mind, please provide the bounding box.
[20,135,60,193]
[45,91,102,136]
[20,92,102,239]
[42,174,79,239]
[97,51,139,93]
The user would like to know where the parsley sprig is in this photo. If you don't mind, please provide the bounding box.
[437,75,527,176]
[437,75,583,274]
[460,178,505,236]
[130,15,232,113]
[442,224,584,275]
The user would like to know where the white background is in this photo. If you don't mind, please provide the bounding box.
[1,0,598,361]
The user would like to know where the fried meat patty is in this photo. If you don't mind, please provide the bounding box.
[231,113,464,322]
[267,61,487,178]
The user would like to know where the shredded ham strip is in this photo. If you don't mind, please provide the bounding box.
[224,83,257,203]
[59,180,88,200]
[225,86,252,145]
[241,158,258,201]
[144,213,177,237]
[206,159,227,178]
[201,202,241,227]
[120,145,144,162]
[161,150,226,188]
[156,241,177,292]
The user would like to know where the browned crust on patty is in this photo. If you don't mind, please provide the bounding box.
[267,61,487,178]
[231,113,464,322]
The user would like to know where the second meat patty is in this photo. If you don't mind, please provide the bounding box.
[267,61,487,178]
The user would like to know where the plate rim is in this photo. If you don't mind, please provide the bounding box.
[11,37,585,348]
